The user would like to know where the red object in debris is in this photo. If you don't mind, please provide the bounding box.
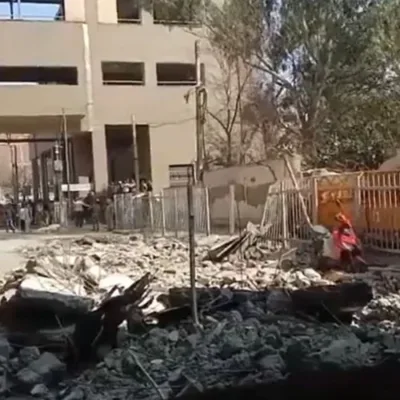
[333,212,366,268]
[333,212,356,248]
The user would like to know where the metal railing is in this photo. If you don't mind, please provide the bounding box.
[113,186,210,236]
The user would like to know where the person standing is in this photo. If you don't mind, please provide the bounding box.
[19,203,27,232]
[73,198,85,228]
[4,202,15,233]
[92,198,101,231]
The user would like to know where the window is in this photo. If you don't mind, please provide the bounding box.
[0,0,65,21]
[153,0,201,25]
[116,0,141,23]
[156,63,198,86]
[0,66,78,85]
[102,62,145,86]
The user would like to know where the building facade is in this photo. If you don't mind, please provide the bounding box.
[0,0,213,193]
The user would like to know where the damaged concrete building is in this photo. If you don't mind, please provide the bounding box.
[0,0,212,195]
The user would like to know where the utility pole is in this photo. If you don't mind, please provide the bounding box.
[236,58,245,164]
[14,146,19,202]
[131,114,140,183]
[10,145,19,202]
[195,40,203,182]
[62,109,72,216]
[53,142,62,201]
[187,164,200,327]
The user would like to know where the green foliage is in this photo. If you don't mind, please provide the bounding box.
[210,0,400,169]
[144,0,400,170]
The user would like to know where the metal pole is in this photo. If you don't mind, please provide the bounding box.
[14,146,19,202]
[236,58,244,164]
[33,134,39,201]
[283,154,312,229]
[9,0,14,19]
[131,114,140,183]
[187,166,200,327]
[54,143,60,201]
[9,144,15,200]
[62,109,72,215]
[195,40,202,182]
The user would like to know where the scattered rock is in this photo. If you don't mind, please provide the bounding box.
[17,352,65,388]
[0,233,398,399]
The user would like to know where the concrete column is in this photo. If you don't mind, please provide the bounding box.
[40,154,48,201]
[91,126,109,192]
[64,0,86,21]
[31,158,40,201]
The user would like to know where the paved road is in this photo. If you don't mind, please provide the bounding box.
[0,229,106,275]
[0,234,43,274]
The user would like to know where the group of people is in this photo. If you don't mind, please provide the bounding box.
[73,191,115,232]
[2,177,154,233]
[3,196,54,233]
[109,178,153,196]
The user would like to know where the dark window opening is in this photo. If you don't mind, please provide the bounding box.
[156,62,204,86]
[102,62,145,86]
[105,124,151,183]
[0,0,65,21]
[0,66,78,85]
[153,0,201,25]
[116,0,140,23]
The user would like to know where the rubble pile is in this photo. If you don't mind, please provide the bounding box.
[0,233,397,399]
[3,233,328,295]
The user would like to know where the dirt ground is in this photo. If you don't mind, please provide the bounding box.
[0,229,109,275]
[0,229,398,278]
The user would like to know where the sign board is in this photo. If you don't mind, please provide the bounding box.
[54,159,63,172]
[169,164,195,187]
[61,183,92,192]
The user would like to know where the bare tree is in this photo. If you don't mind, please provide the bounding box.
[205,51,259,166]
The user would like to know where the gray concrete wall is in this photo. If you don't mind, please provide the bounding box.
[205,158,302,229]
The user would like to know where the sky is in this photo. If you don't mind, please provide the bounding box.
[0,1,59,20]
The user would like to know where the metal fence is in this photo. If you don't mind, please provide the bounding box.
[113,186,210,236]
[261,170,400,253]
[108,169,400,253]
[261,178,315,246]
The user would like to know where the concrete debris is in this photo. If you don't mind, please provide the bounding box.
[0,233,397,399]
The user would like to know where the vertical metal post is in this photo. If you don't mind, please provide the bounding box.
[148,193,154,232]
[33,134,39,201]
[229,184,235,235]
[160,190,166,236]
[204,186,211,235]
[9,0,14,19]
[281,181,289,248]
[131,115,140,183]
[62,109,72,215]
[283,154,312,229]
[173,188,178,237]
[311,177,319,225]
[235,58,244,164]
[54,143,61,199]
[187,166,199,327]
[195,40,202,182]
[13,146,19,202]
[9,145,17,201]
